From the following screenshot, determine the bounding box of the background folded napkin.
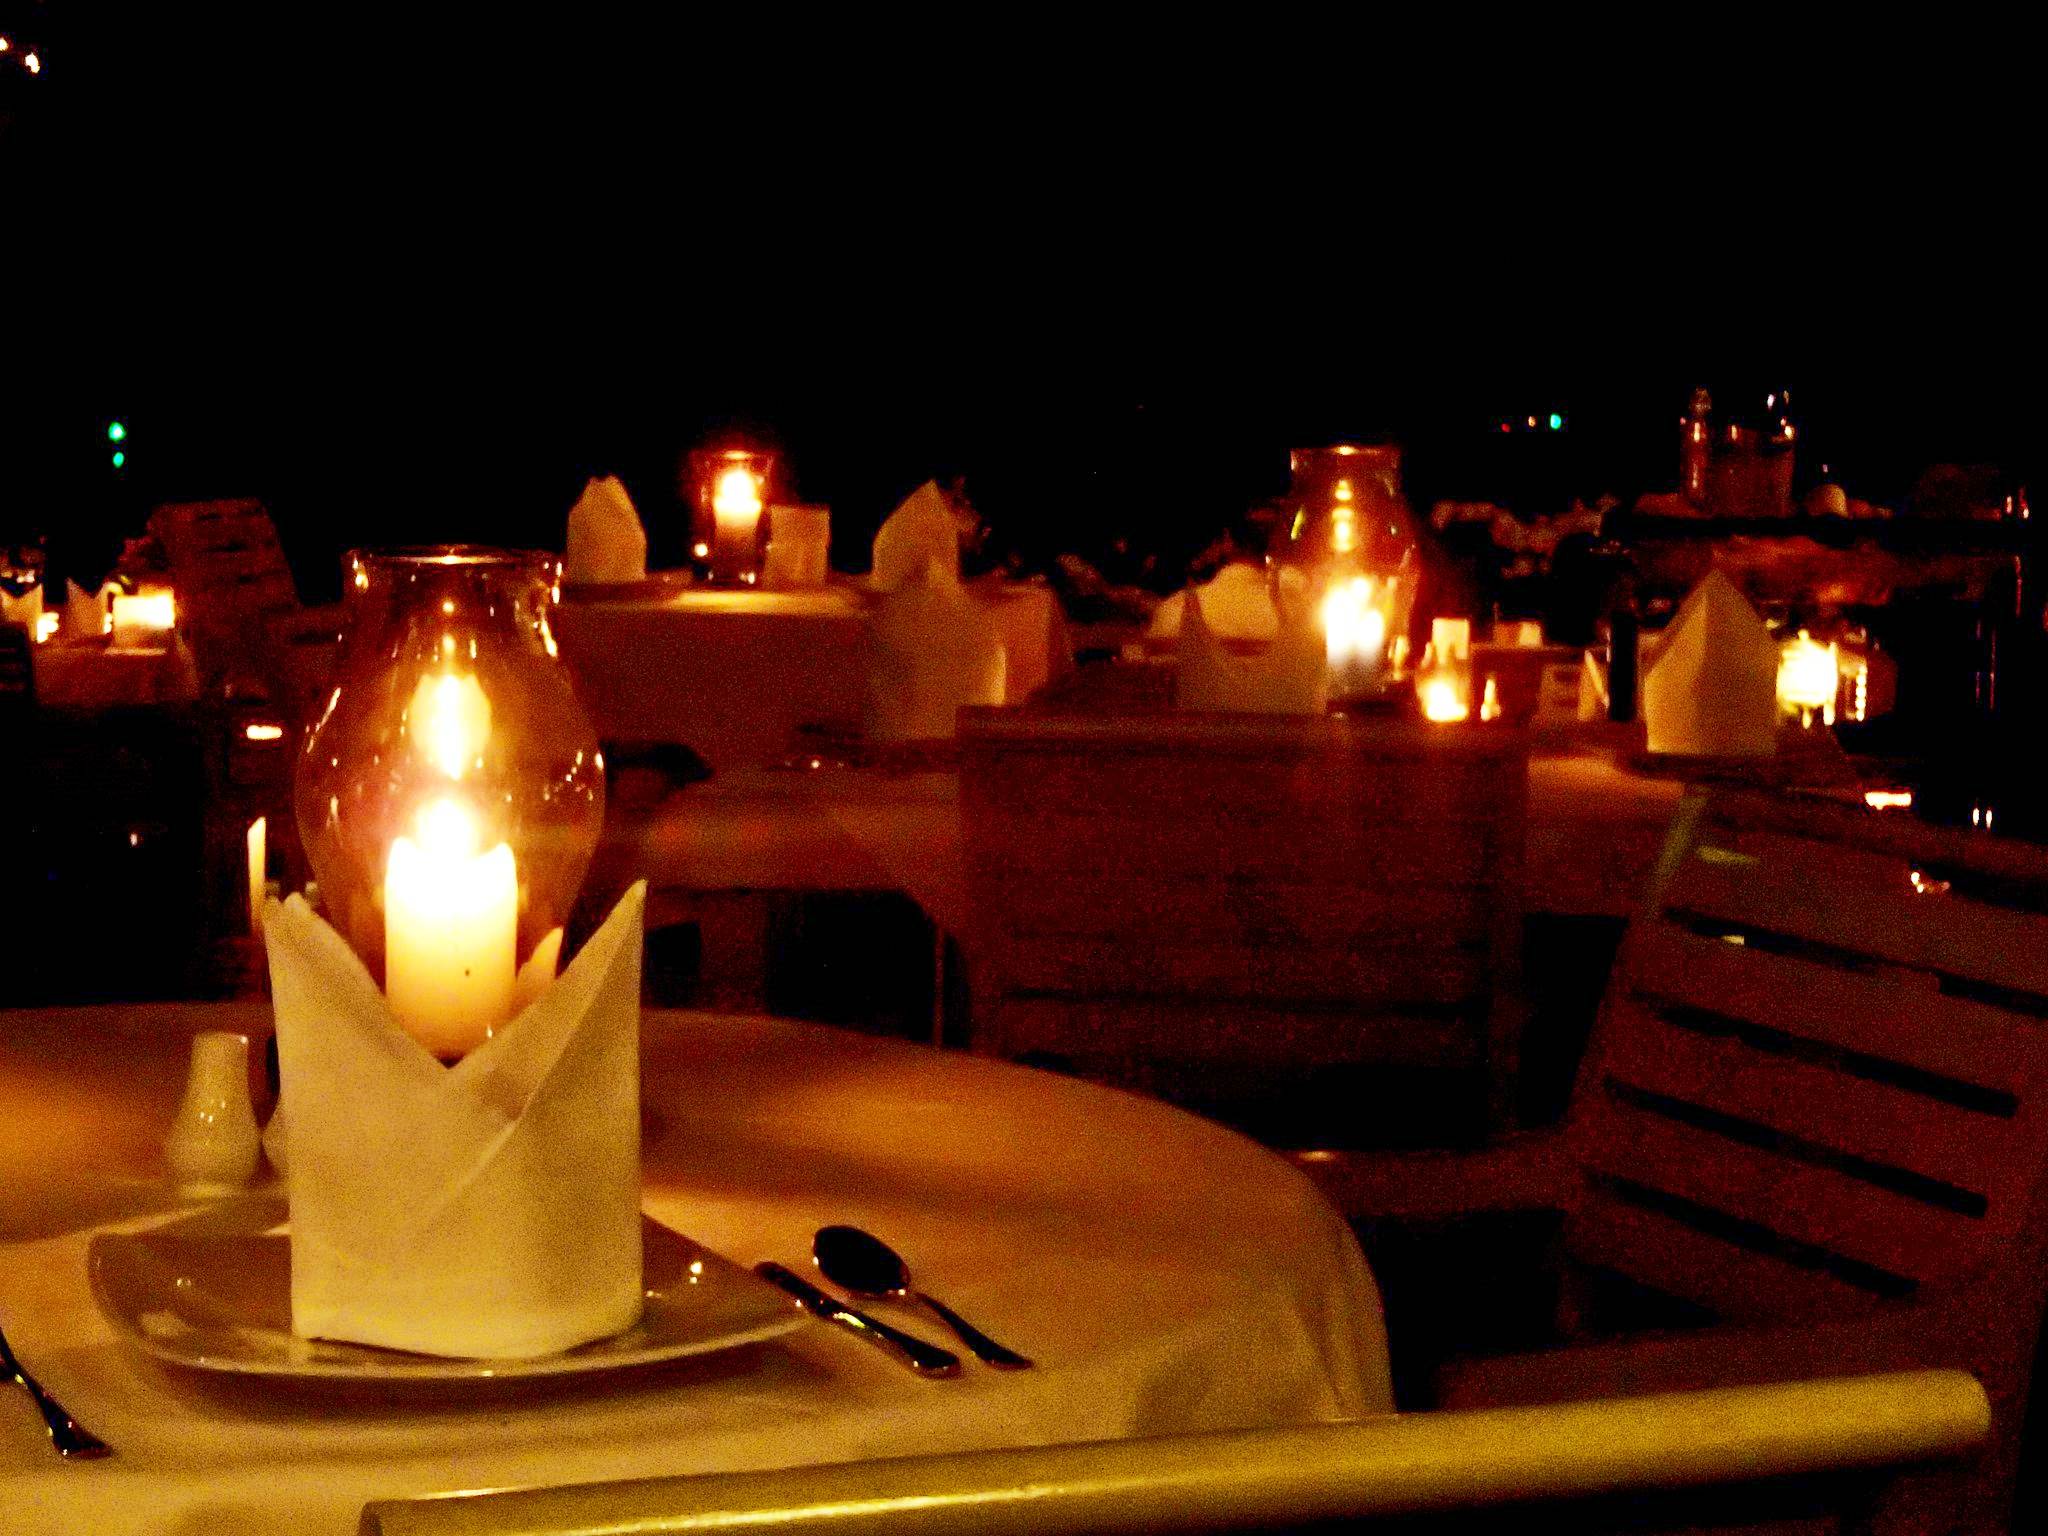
[0,581,41,632]
[1174,582,1327,715]
[871,481,960,591]
[864,558,1006,740]
[265,881,647,1359]
[64,579,107,639]
[1641,570,1779,757]
[565,475,648,584]
[1146,562,1278,642]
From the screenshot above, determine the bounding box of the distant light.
[0,36,11,52]
[35,611,60,643]
[107,421,127,443]
[111,450,126,468]
[1499,421,1512,434]
[1525,415,1537,429]
[25,50,41,74]
[1548,412,1563,431]
[1864,789,1914,811]
[691,541,710,560]
[244,722,286,742]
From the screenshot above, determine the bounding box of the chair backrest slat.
[1567,789,2048,1323]
[1625,924,2036,1103]
[1567,1183,1900,1322]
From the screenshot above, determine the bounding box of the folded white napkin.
[264,881,647,1359]
[1641,570,1779,757]
[565,475,648,584]
[1146,563,1277,642]
[1174,582,1328,715]
[0,581,41,632]
[864,558,1006,740]
[65,580,107,639]
[871,481,960,591]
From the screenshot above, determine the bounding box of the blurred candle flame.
[411,672,492,780]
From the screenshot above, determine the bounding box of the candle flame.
[1777,630,1839,723]
[1321,577,1386,666]
[1419,676,1470,723]
[1479,674,1502,721]
[713,466,764,521]
[411,671,492,779]
[416,796,482,860]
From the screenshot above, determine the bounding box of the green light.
[107,421,127,443]
[1548,413,1563,431]
[111,450,126,468]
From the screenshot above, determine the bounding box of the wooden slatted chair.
[960,710,1531,1138]
[1296,786,2048,1534]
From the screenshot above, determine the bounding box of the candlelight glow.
[1480,674,1502,722]
[1865,789,1915,811]
[243,722,285,741]
[1322,577,1386,669]
[1778,631,1839,724]
[713,466,764,523]
[110,590,175,644]
[34,611,59,643]
[1419,675,1470,723]
[410,672,493,780]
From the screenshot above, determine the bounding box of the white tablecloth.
[556,578,1069,769]
[0,1004,1390,1535]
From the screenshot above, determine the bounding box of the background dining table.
[603,727,1692,951]
[555,577,1071,772]
[0,1002,1390,1535]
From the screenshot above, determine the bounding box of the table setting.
[0,536,1390,1535]
[553,476,1070,772]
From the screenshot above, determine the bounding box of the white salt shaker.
[164,1031,261,1195]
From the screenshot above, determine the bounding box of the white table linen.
[1,1004,1390,1535]
[555,578,1068,769]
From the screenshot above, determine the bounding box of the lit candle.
[1419,673,1472,723]
[111,588,176,647]
[711,465,766,583]
[1322,576,1388,698]
[1777,630,1839,727]
[1417,619,1474,723]
[384,797,518,1058]
[1479,674,1502,721]
[247,817,267,935]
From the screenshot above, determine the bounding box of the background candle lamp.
[110,587,176,647]
[1777,630,1841,727]
[689,448,777,585]
[1274,445,1420,702]
[1417,617,1474,724]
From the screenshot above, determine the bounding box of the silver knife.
[754,1262,961,1378]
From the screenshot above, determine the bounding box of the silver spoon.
[813,1226,1032,1370]
[0,1321,110,1459]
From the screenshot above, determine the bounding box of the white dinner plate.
[88,1208,802,1381]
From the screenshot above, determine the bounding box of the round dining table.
[0,1003,1391,1535]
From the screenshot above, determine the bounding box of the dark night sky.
[6,13,2040,592]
